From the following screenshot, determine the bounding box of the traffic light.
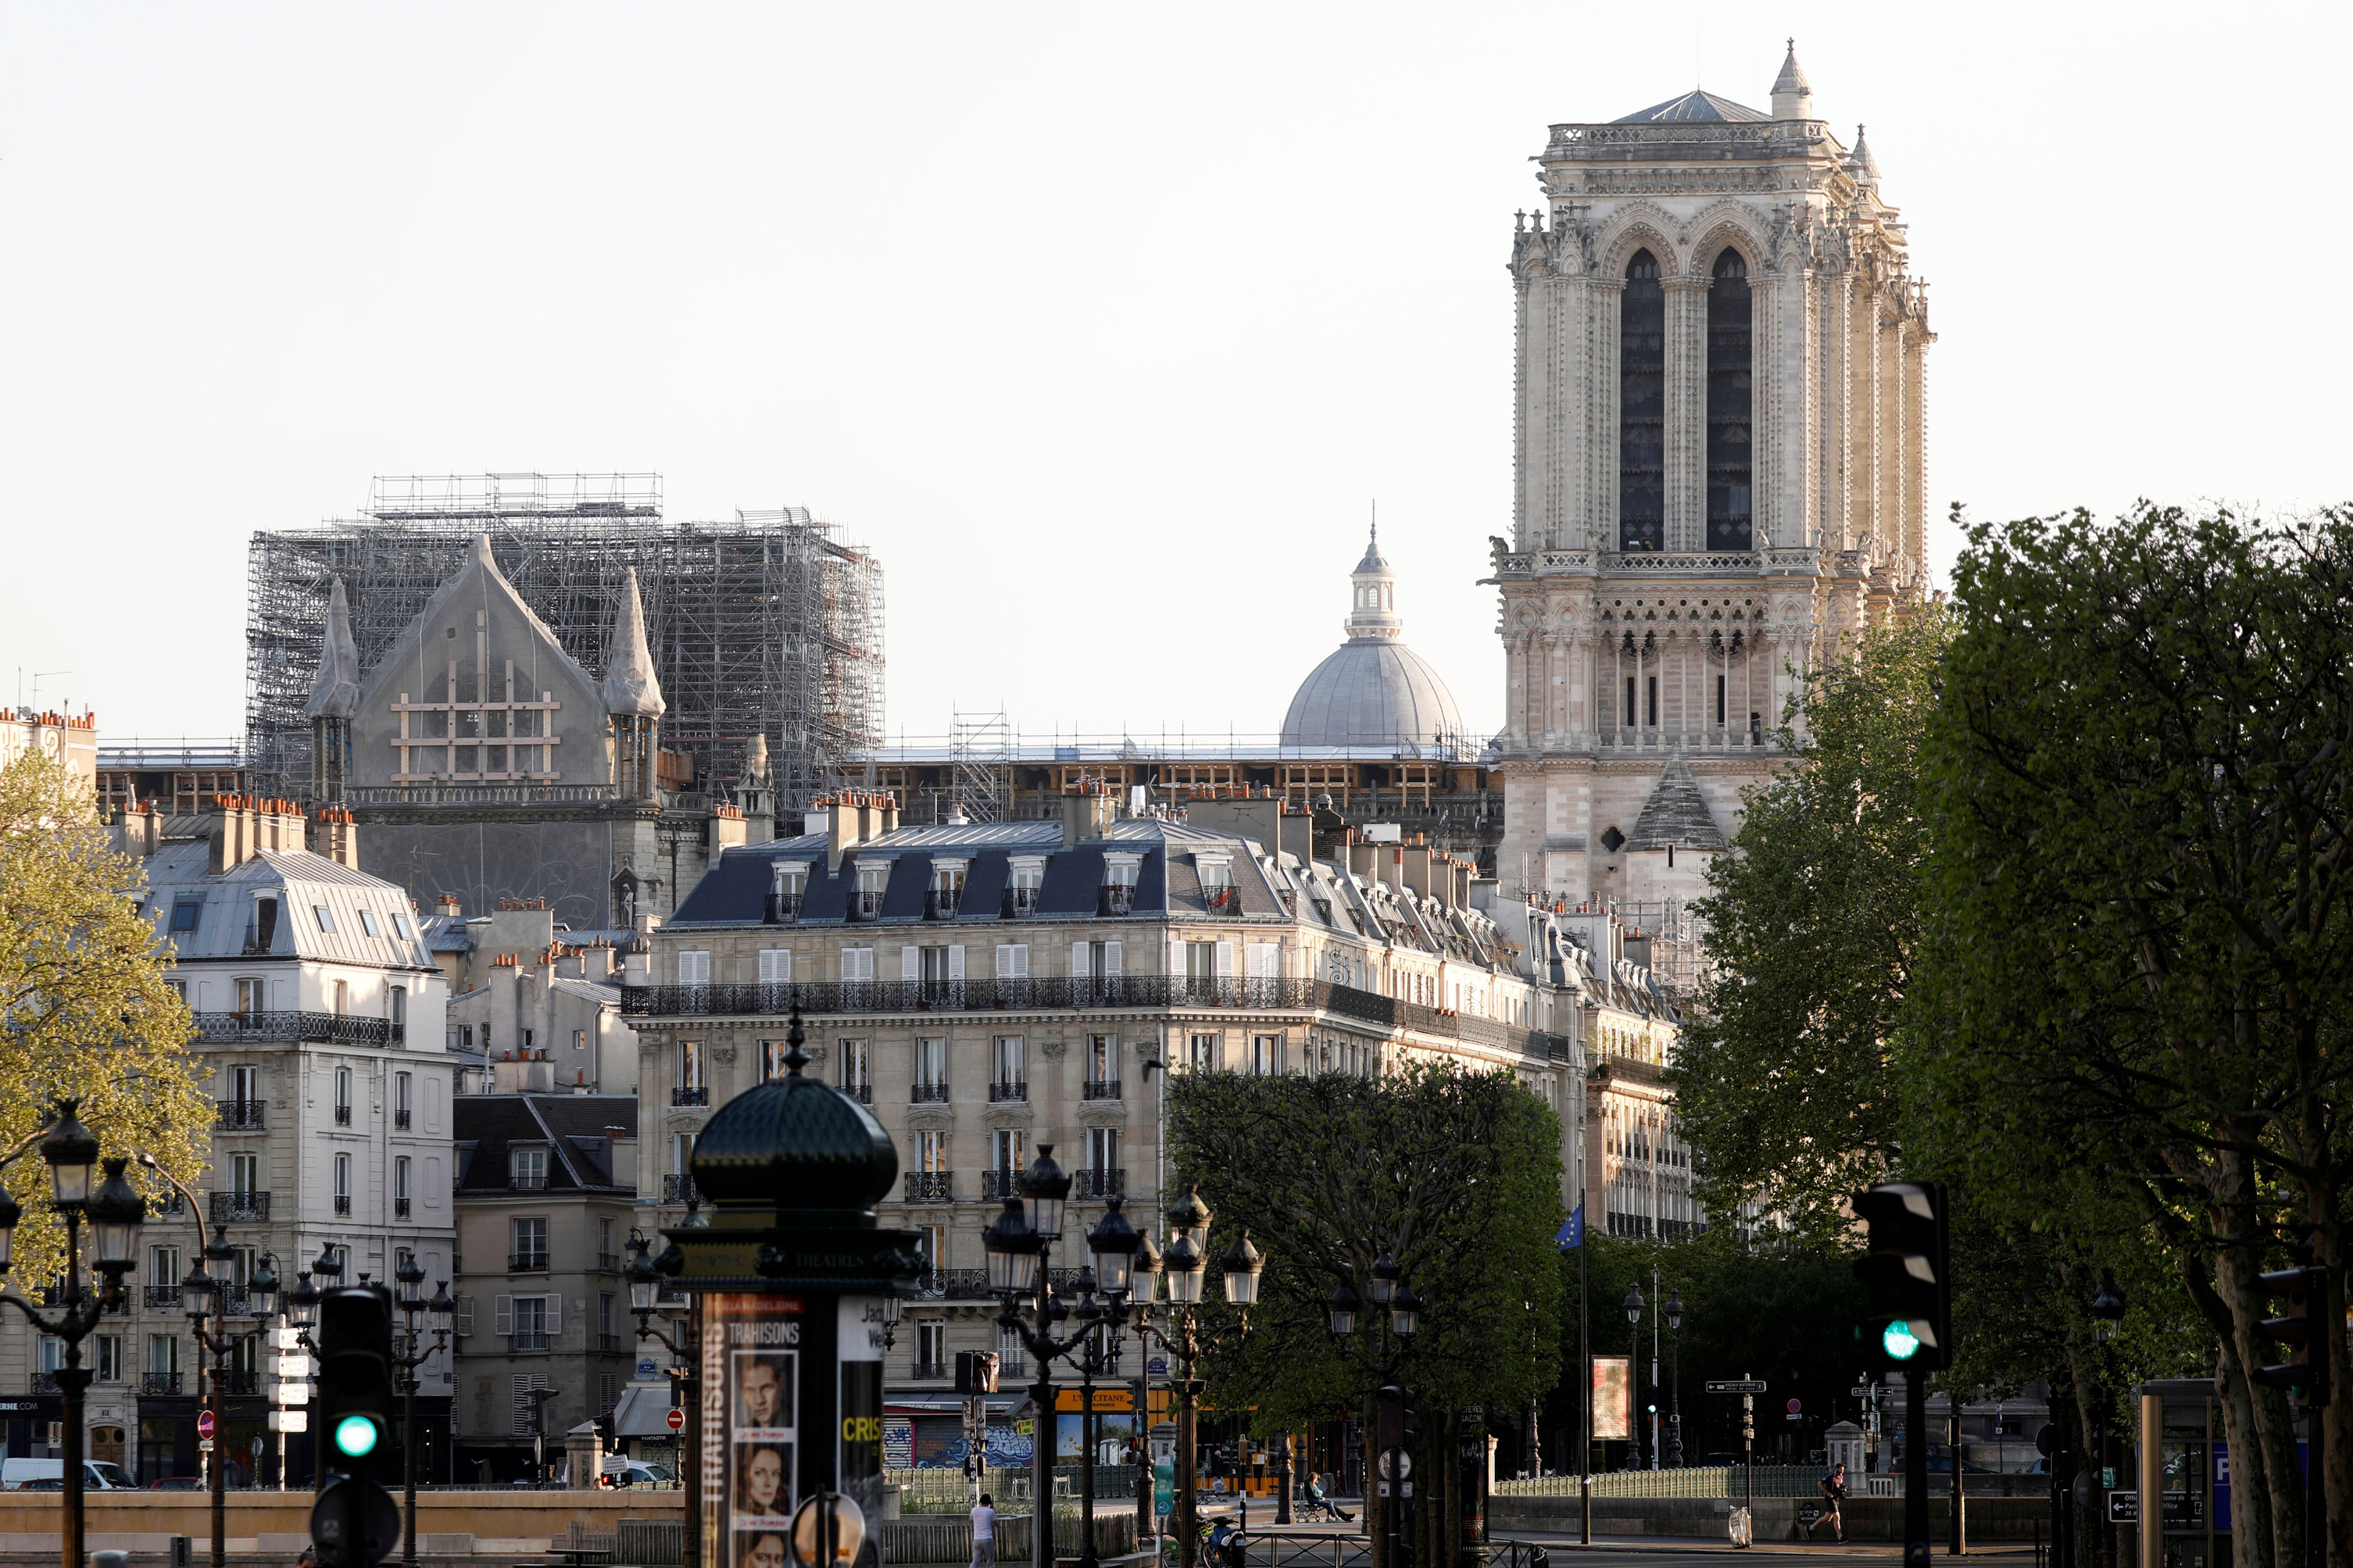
[311,1287,399,1568]
[2253,1265,2332,1407]
[1853,1180,1951,1372]
[954,1351,999,1395]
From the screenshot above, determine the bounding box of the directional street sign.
[1707,1380,1768,1394]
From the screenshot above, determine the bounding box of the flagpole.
[1578,1206,1590,1545]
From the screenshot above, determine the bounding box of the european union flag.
[1556,1205,1585,1250]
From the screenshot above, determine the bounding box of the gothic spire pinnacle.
[304,576,361,720]
[1771,39,1813,119]
[601,566,667,718]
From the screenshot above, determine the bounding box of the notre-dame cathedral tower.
[1490,43,1931,908]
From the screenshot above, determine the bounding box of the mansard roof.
[1614,89,1768,125]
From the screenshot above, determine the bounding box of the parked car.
[148,1477,204,1491]
[0,1459,137,1491]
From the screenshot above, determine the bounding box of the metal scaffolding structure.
[245,474,884,806]
[949,709,1012,824]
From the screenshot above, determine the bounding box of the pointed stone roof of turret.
[1772,40,1811,101]
[1626,757,1726,852]
[303,576,362,720]
[1355,522,1391,575]
[601,566,667,718]
[1847,124,1880,185]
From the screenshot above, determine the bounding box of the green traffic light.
[333,1414,381,1458]
[1882,1320,1922,1361]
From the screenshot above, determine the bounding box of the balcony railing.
[842,1084,873,1105]
[510,1172,548,1191]
[144,1285,183,1309]
[1082,1079,1121,1100]
[190,1012,405,1048]
[661,1174,699,1205]
[32,1373,58,1394]
[334,1105,352,1126]
[210,1191,270,1223]
[394,1109,412,1130]
[981,1170,1019,1202]
[1100,885,1136,916]
[852,889,885,920]
[333,1195,352,1216]
[598,1333,623,1353]
[1072,1168,1125,1199]
[911,1360,950,1380]
[623,977,1575,1062]
[216,1370,259,1395]
[513,1330,550,1352]
[1003,886,1042,918]
[510,1254,550,1273]
[141,1372,182,1395]
[394,1198,411,1219]
[903,1172,953,1202]
[598,1252,624,1273]
[218,1286,253,1317]
[910,1082,950,1103]
[672,1087,710,1107]
[763,891,803,923]
[913,1268,992,1299]
[924,890,960,920]
[214,1099,266,1130]
[988,1080,1027,1103]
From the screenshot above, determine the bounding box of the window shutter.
[1070,941,1089,977]
[545,1295,561,1335]
[494,1295,513,1338]
[948,946,965,980]
[1103,941,1122,977]
[456,1296,476,1337]
[1214,941,1236,977]
[902,947,920,982]
[1248,942,1279,979]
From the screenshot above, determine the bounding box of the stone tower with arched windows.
[1490,44,1930,906]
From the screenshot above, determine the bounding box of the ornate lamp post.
[626,1233,697,1568]
[0,1104,145,1568]
[1622,1284,1643,1470]
[1326,1254,1422,1568]
[388,1255,454,1568]
[1664,1291,1684,1467]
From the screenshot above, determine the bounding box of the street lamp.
[2089,1272,2126,1344]
[626,1229,699,1537]
[1623,1284,1643,1470]
[169,1193,246,1568]
[1325,1253,1425,1568]
[0,1105,148,1568]
[388,1255,455,1564]
[1664,1292,1685,1467]
[1328,1284,1358,1338]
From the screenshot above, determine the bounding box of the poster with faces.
[704,1294,803,1568]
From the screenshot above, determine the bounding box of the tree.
[0,752,209,1280]
[1670,605,1952,1240]
[1912,504,2353,1568]
[1168,1062,1563,1568]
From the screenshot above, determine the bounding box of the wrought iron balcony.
[333,1195,351,1216]
[217,1370,261,1395]
[924,889,960,920]
[672,1087,709,1107]
[394,1198,411,1219]
[510,1254,550,1273]
[32,1373,58,1393]
[763,891,802,924]
[394,1109,411,1130]
[334,1105,352,1127]
[141,1372,182,1395]
[842,1084,873,1105]
[911,1360,950,1380]
[988,1079,1026,1102]
[218,1286,253,1317]
[189,1011,406,1048]
[661,1174,699,1205]
[598,1252,624,1273]
[1100,885,1136,916]
[144,1285,183,1309]
[914,1269,992,1299]
[1071,1168,1125,1199]
[214,1099,266,1130]
[903,1172,953,1202]
[852,889,885,920]
[1003,886,1042,918]
[510,1171,548,1191]
[210,1191,270,1223]
[513,1330,550,1352]
[598,1334,623,1353]
[981,1170,1019,1202]
[1082,1079,1121,1101]
[910,1083,950,1103]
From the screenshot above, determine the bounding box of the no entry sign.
[667,1407,685,1432]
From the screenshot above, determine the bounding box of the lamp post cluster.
[625,1230,699,1568]
[981,1158,1264,1568]
[0,1103,145,1568]
[1325,1253,1424,1568]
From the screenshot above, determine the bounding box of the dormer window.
[1197,855,1234,911]
[241,895,279,957]
[1007,858,1045,917]
[169,899,203,936]
[853,862,888,920]
[929,860,968,920]
[1101,854,1141,916]
[769,863,806,923]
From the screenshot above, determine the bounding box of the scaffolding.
[949,709,1012,823]
[244,474,884,806]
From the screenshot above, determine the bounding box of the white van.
[0,1458,138,1491]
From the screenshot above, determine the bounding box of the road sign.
[1148,1358,1168,1377]
[1708,1380,1767,1393]
[197,1411,215,1438]
[1786,1399,1802,1414]
[2109,1492,2138,1523]
[198,1439,214,1453]
[667,1407,685,1432]
[1377,1448,1412,1480]
[1851,1386,1872,1398]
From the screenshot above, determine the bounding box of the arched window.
[1618,249,1665,552]
[1707,248,1753,551]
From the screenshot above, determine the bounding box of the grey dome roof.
[1281,639,1466,749]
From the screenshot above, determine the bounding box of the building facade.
[622,791,1604,1399]
[449,1093,640,1481]
[1491,45,1931,905]
[0,800,460,1482]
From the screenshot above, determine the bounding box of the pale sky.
[4,2,2346,749]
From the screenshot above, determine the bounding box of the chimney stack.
[1060,782,1115,848]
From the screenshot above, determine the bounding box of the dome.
[688,1027,898,1217]
[1282,640,1466,748]
[1280,525,1468,749]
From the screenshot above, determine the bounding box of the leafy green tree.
[1168,1062,1563,1568]
[0,752,209,1280]
[1669,606,1952,1240]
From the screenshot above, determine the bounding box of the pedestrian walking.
[969,1491,997,1568]
[1808,1463,1848,1543]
